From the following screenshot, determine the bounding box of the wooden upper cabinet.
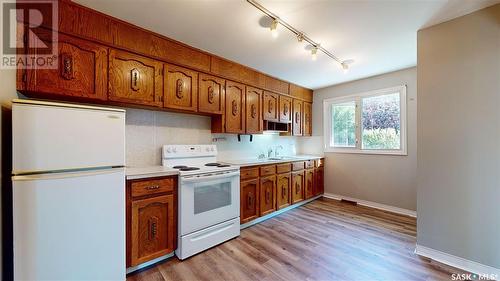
[130,194,174,266]
[225,81,246,134]
[198,74,225,114]
[25,31,107,100]
[276,173,292,210]
[260,175,277,216]
[245,86,263,134]
[241,179,259,224]
[303,102,312,136]
[279,95,292,123]
[263,91,279,122]
[292,99,303,136]
[291,171,305,204]
[164,64,198,112]
[108,49,163,107]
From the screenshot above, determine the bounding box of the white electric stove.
[162,145,240,260]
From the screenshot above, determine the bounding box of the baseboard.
[415,244,500,276]
[240,195,323,229]
[126,252,175,274]
[323,193,417,217]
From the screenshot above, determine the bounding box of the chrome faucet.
[267,147,273,158]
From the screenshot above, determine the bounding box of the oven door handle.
[181,171,240,183]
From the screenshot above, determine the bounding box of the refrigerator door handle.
[12,167,125,181]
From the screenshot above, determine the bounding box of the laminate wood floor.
[127,197,465,281]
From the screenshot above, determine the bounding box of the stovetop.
[162,145,239,176]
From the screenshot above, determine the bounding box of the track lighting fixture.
[311,46,318,61]
[247,0,353,73]
[270,19,279,38]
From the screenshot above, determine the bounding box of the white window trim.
[323,85,407,156]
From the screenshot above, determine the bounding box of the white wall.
[300,67,417,211]
[125,108,298,167]
[417,4,500,269]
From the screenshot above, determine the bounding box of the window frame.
[323,85,407,155]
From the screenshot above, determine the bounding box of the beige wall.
[417,4,500,268]
[301,67,417,211]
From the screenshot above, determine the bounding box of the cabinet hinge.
[23,33,28,45]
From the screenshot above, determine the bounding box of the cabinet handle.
[295,112,300,124]
[266,189,270,203]
[60,53,74,80]
[145,185,160,190]
[247,192,252,209]
[232,100,238,116]
[282,186,286,198]
[305,113,309,124]
[149,217,158,240]
[268,100,273,113]
[130,68,140,91]
[176,79,184,99]
[208,86,215,104]
[283,103,289,116]
[251,104,257,119]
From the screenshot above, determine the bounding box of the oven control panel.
[163,144,217,158]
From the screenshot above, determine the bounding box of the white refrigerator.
[12,99,126,280]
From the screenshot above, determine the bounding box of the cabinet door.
[276,173,291,209]
[263,91,279,122]
[164,64,198,112]
[26,31,107,100]
[292,99,303,136]
[303,102,312,136]
[225,81,246,134]
[291,171,304,204]
[305,169,315,199]
[130,195,174,266]
[109,49,163,107]
[241,179,259,224]
[259,175,276,216]
[314,167,325,196]
[246,86,263,134]
[279,95,292,123]
[199,74,225,114]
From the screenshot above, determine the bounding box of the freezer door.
[13,101,125,174]
[13,168,125,281]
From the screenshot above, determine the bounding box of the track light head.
[311,45,319,61]
[270,18,279,38]
[341,59,354,73]
[297,33,304,43]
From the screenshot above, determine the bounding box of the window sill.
[324,148,407,156]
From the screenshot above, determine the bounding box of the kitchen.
[1,0,499,280]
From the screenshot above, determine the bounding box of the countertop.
[125,166,179,180]
[220,154,324,167]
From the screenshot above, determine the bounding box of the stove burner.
[217,164,231,167]
[173,165,188,169]
[179,167,200,171]
[204,163,221,166]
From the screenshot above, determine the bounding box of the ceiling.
[74,0,499,90]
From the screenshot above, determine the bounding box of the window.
[323,85,407,155]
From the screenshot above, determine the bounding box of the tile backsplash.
[125,108,299,167]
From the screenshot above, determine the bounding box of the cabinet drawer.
[276,163,291,174]
[292,161,305,171]
[305,160,314,169]
[131,177,175,198]
[240,167,259,180]
[260,165,276,176]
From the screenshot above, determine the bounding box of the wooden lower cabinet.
[305,169,315,199]
[314,166,325,195]
[240,179,260,224]
[127,176,177,267]
[276,173,292,209]
[291,171,305,204]
[259,175,276,216]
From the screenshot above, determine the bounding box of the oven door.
[179,170,240,236]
